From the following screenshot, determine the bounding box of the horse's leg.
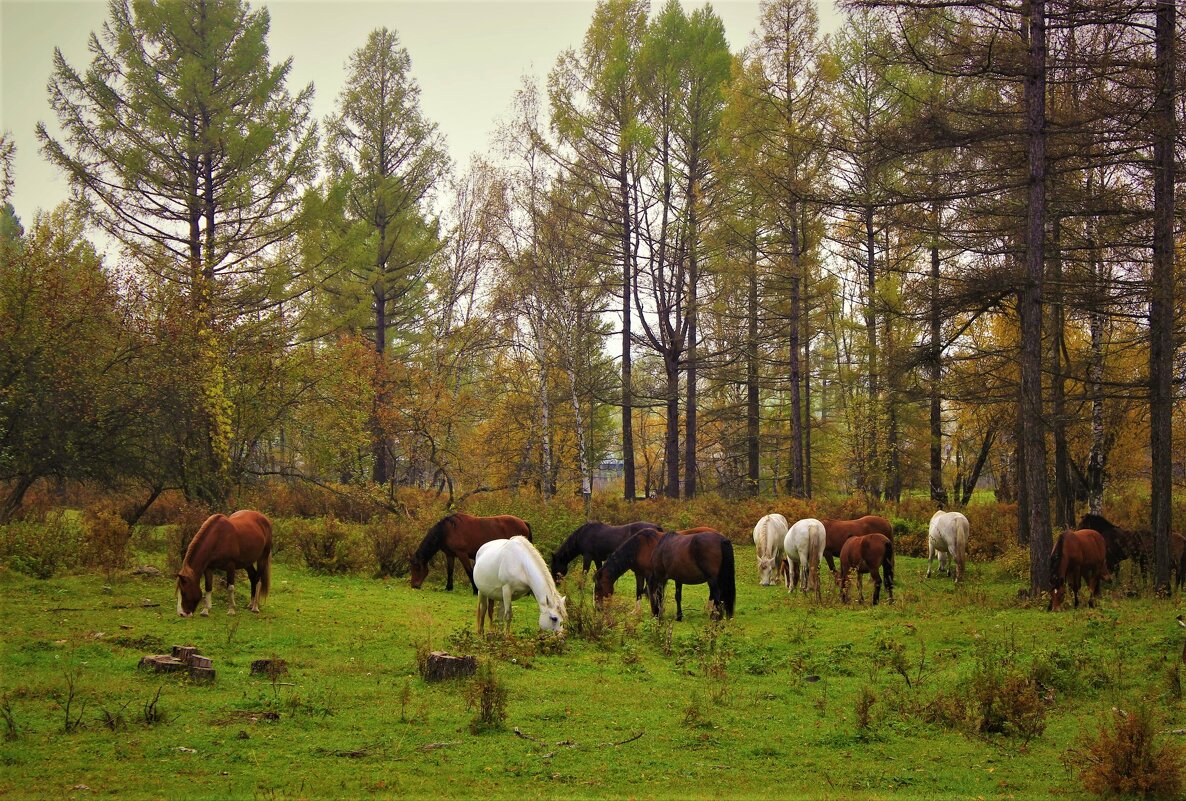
[225,569,237,615]
[926,539,935,578]
[825,552,836,573]
[857,571,865,604]
[458,554,478,595]
[583,556,593,573]
[502,585,514,633]
[445,553,455,591]
[245,565,260,613]
[1071,568,1082,608]
[477,595,486,634]
[674,582,684,622]
[872,568,881,606]
[781,557,791,590]
[201,570,213,616]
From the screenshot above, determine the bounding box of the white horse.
[473,536,567,634]
[783,518,826,599]
[926,510,970,582]
[752,513,789,586]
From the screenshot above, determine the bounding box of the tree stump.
[421,652,477,682]
[188,666,216,683]
[139,655,187,673]
[250,659,287,677]
[172,645,198,662]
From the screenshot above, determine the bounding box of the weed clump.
[466,663,508,734]
[1065,706,1184,799]
[1,511,83,578]
[82,500,132,575]
[167,502,212,572]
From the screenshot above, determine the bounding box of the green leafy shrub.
[292,515,360,574]
[365,515,414,577]
[466,662,508,733]
[81,500,131,574]
[1,511,83,578]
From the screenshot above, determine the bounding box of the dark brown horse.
[647,530,736,621]
[176,510,272,617]
[1049,528,1109,611]
[410,513,532,593]
[835,533,894,605]
[1078,513,1186,589]
[550,520,662,601]
[822,516,893,572]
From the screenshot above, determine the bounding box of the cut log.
[188,655,212,669]
[172,645,198,661]
[139,655,186,673]
[188,666,216,683]
[421,652,476,682]
[251,659,288,677]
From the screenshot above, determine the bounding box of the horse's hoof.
[250,607,260,614]
[199,610,209,617]
[227,609,236,616]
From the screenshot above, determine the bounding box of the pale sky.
[1,0,841,224]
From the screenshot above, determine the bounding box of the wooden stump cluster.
[138,645,215,683]
[421,651,477,682]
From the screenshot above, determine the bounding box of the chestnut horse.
[822,516,893,572]
[410,513,532,593]
[1048,528,1109,611]
[647,530,736,621]
[176,510,272,617]
[550,520,662,601]
[835,533,894,605]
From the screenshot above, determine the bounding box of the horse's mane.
[512,536,563,607]
[181,514,224,570]
[1049,530,1066,586]
[551,523,594,572]
[600,528,660,584]
[414,515,453,565]
[1078,513,1116,535]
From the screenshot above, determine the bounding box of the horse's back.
[223,510,271,558]
[754,514,788,555]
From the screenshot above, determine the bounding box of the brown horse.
[822,516,893,572]
[176,510,272,617]
[835,533,894,605]
[594,527,666,603]
[550,520,662,601]
[410,513,532,593]
[647,530,736,621]
[1078,513,1186,589]
[1049,528,1109,611]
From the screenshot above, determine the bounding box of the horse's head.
[538,596,567,633]
[176,569,202,617]
[593,568,613,604]
[550,553,568,581]
[409,558,428,589]
[757,556,778,586]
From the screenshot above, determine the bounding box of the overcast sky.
[1,0,840,224]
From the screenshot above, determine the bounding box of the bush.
[293,515,360,574]
[1066,705,1185,799]
[365,515,415,578]
[81,500,132,574]
[0,511,83,578]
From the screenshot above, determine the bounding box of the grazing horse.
[176,510,272,617]
[550,520,661,600]
[410,513,531,593]
[1079,513,1186,590]
[783,518,826,599]
[822,516,893,572]
[836,533,894,605]
[1048,528,1109,611]
[926,510,970,582]
[594,527,666,604]
[752,513,789,586]
[648,530,736,621]
[474,537,566,634]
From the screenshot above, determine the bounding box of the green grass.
[1,541,1184,800]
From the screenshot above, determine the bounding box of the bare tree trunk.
[1021,0,1053,594]
[619,153,636,502]
[567,366,591,517]
[372,280,388,487]
[863,204,880,500]
[1050,215,1074,528]
[787,216,805,497]
[1086,218,1106,514]
[1150,0,1176,592]
[665,355,680,499]
[746,226,760,497]
[929,213,947,505]
[684,181,699,500]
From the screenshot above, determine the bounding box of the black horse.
[1078,513,1186,589]
[551,521,661,600]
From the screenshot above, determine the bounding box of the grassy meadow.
[1,513,1185,800]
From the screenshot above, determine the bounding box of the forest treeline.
[0,0,1181,589]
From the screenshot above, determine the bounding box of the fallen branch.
[420,742,459,751]
[513,727,644,749]
[606,731,644,747]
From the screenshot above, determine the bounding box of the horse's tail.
[882,537,895,592]
[806,525,824,588]
[524,520,534,542]
[259,530,272,604]
[719,539,736,618]
[955,515,970,573]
